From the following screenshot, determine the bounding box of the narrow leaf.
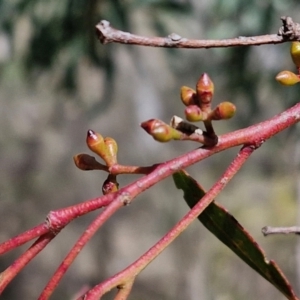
[173,170,298,300]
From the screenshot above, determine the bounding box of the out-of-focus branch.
[95,16,300,49]
[262,226,300,236]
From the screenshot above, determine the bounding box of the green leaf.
[173,170,298,300]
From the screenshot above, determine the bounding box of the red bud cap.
[276,70,300,86]
[185,105,204,122]
[180,86,196,106]
[196,73,214,105]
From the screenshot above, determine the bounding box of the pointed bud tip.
[197,73,214,91]
[87,129,98,140]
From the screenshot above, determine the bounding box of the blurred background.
[1,0,300,299]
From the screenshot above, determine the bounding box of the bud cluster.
[142,73,236,146]
[74,130,119,195]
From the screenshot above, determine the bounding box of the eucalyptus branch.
[79,145,255,300]
[1,101,300,257]
[262,226,300,236]
[95,16,300,49]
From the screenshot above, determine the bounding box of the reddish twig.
[0,223,49,255]
[74,153,157,174]
[0,232,56,293]
[38,199,124,300]
[95,17,300,49]
[79,145,255,299]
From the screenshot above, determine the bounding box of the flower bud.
[86,130,112,166]
[275,70,300,86]
[185,105,204,122]
[196,73,214,106]
[102,174,119,195]
[141,119,181,142]
[104,137,118,166]
[210,102,236,120]
[73,153,106,171]
[180,86,196,106]
[290,42,300,68]
[151,125,174,142]
[141,119,164,133]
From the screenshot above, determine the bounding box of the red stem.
[79,145,255,299]
[0,223,48,255]
[0,232,55,293]
[38,198,123,300]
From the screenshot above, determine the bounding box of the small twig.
[262,226,300,236]
[95,17,300,49]
[0,223,49,255]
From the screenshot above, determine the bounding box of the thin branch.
[262,226,300,236]
[95,17,300,49]
[0,232,55,293]
[79,145,255,300]
[0,223,49,255]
